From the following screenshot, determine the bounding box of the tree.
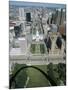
[57,63,66,85]
[11,64,27,88]
[47,63,60,85]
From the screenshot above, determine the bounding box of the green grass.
[10,64,65,88]
[30,44,46,54]
[11,64,50,88]
[26,65,50,87]
[40,44,45,54]
[30,44,35,53]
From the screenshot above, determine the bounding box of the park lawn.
[26,65,50,88]
[11,64,50,88]
[11,64,65,88]
[30,44,46,54]
[35,65,48,74]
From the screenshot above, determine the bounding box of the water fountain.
[36,30,40,41]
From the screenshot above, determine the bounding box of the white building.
[18,37,27,54]
[19,8,25,21]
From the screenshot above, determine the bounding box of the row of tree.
[47,63,66,85]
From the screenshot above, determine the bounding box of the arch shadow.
[9,65,57,88]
